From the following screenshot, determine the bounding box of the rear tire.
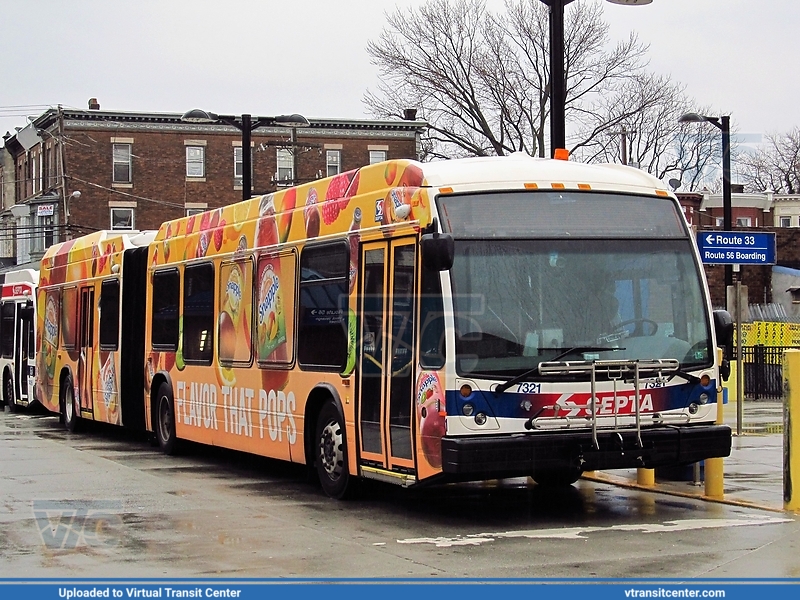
[62,377,80,432]
[532,468,582,487]
[315,400,353,499]
[155,382,177,455]
[4,374,16,413]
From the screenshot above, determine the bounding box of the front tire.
[315,400,353,499]
[4,374,16,413]
[62,377,80,432]
[155,382,177,455]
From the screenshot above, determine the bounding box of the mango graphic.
[276,188,296,243]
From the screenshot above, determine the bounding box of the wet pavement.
[589,398,788,512]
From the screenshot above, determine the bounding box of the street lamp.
[679,112,733,289]
[540,0,652,158]
[180,109,310,201]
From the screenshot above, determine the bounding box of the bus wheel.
[155,382,177,455]
[532,468,582,487]
[62,378,80,432]
[315,401,352,499]
[4,375,16,413]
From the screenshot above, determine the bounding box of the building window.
[277,149,294,184]
[186,208,205,217]
[39,214,54,249]
[326,150,341,177]
[113,144,132,183]
[186,146,205,178]
[715,217,724,227]
[111,208,134,230]
[369,150,387,165]
[233,147,253,186]
[780,216,792,228]
[736,216,751,227]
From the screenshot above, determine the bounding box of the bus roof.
[42,230,157,268]
[417,153,670,196]
[2,268,39,286]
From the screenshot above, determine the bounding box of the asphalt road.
[1,407,798,580]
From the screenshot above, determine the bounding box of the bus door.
[357,238,416,474]
[77,287,95,414]
[16,303,34,402]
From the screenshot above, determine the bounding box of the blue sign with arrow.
[696,231,776,265]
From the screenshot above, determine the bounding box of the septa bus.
[0,268,39,412]
[36,153,732,498]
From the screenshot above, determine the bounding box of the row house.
[0,101,426,269]
[677,187,800,230]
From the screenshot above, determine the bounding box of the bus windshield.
[441,193,711,379]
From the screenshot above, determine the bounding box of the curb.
[581,472,787,513]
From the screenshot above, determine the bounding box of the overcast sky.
[1,0,797,147]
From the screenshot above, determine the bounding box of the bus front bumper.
[440,424,732,479]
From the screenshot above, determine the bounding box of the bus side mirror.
[421,233,454,271]
[713,309,733,350]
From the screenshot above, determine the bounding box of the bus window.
[0,303,14,359]
[218,258,254,365]
[183,263,215,364]
[419,265,445,369]
[61,287,77,349]
[151,269,179,350]
[99,279,120,350]
[298,243,348,370]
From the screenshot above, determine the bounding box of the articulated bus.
[35,153,732,497]
[1,268,39,412]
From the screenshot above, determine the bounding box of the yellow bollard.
[637,468,654,486]
[783,350,800,511]
[704,347,726,498]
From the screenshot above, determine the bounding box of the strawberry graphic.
[187,215,196,234]
[200,211,211,231]
[213,220,225,251]
[322,200,341,225]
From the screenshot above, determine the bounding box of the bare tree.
[365,0,722,190]
[365,0,649,159]
[738,128,800,194]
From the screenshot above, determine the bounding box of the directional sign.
[696,231,776,265]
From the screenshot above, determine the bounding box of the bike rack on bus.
[536,359,681,450]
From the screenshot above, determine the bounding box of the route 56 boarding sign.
[696,231,776,265]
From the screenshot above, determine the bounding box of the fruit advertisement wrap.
[416,371,446,473]
[94,350,120,425]
[218,260,253,364]
[255,257,287,363]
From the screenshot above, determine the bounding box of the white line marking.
[397,516,791,547]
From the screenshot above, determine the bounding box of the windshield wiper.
[493,346,623,395]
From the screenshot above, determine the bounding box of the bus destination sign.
[696,231,776,265]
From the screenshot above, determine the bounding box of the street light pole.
[679,112,733,290]
[540,0,653,158]
[181,109,310,202]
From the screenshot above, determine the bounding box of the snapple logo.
[258,267,280,325]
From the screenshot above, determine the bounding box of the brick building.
[0,102,426,269]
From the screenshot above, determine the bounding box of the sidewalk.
[585,399,787,512]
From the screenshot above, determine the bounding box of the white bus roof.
[418,153,671,196]
[2,268,39,286]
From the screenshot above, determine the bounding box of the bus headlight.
[474,413,487,426]
[698,393,709,405]
[462,403,474,417]
[688,403,699,414]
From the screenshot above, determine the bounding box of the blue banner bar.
[2,581,800,600]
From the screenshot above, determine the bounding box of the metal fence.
[740,345,798,400]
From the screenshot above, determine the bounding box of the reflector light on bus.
[524,183,538,190]
[552,183,566,189]
[439,187,454,194]
[578,183,591,190]
[656,190,669,197]
[554,148,570,160]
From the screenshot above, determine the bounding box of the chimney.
[403,108,417,121]
[88,98,100,110]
